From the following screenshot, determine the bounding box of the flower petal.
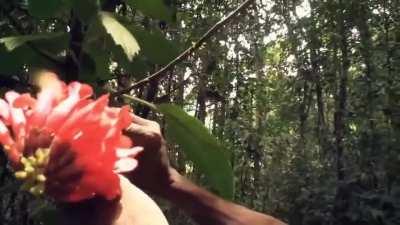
[0,120,19,164]
[0,120,14,146]
[13,93,36,109]
[116,146,143,158]
[45,82,93,133]
[0,99,11,124]
[29,72,66,128]
[5,91,26,154]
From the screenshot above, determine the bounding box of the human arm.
[125,115,286,225]
[160,168,285,225]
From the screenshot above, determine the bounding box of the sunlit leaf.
[99,12,140,61]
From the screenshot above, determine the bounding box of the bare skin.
[59,176,169,225]
[124,114,287,225]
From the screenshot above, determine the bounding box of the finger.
[125,124,150,141]
[131,114,152,126]
[126,123,146,133]
[125,126,161,150]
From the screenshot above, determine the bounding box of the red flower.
[0,72,140,202]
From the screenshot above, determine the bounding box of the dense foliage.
[0,0,399,225]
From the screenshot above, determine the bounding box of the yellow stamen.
[21,157,30,167]
[29,183,45,196]
[15,171,28,179]
[25,166,34,174]
[36,174,46,182]
[14,148,50,197]
[35,148,44,158]
[36,148,50,166]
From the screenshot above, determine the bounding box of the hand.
[123,114,172,195]
[122,115,287,225]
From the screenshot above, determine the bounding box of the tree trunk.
[333,0,350,223]
[309,0,327,158]
[65,15,83,82]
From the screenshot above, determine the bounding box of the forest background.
[0,0,399,225]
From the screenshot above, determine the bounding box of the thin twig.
[112,0,255,97]
[122,94,158,110]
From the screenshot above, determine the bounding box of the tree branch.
[111,0,255,97]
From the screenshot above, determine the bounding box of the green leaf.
[0,46,31,73]
[83,36,112,81]
[28,0,65,18]
[98,12,140,61]
[0,45,57,74]
[0,32,66,52]
[126,0,173,22]
[115,52,151,78]
[71,0,99,22]
[0,33,68,73]
[79,52,98,82]
[158,104,234,199]
[129,27,180,65]
[31,33,70,54]
[128,56,151,77]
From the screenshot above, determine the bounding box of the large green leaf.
[113,50,152,78]
[84,19,114,80]
[158,104,234,199]
[84,49,111,81]
[0,33,66,52]
[0,33,68,73]
[84,13,149,80]
[126,0,173,22]
[28,0,65,18]
[79,52,98,82]
[129,26,180,65]
[99,12,140,61]
[0,46,61,74]
[30,33,70,54]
